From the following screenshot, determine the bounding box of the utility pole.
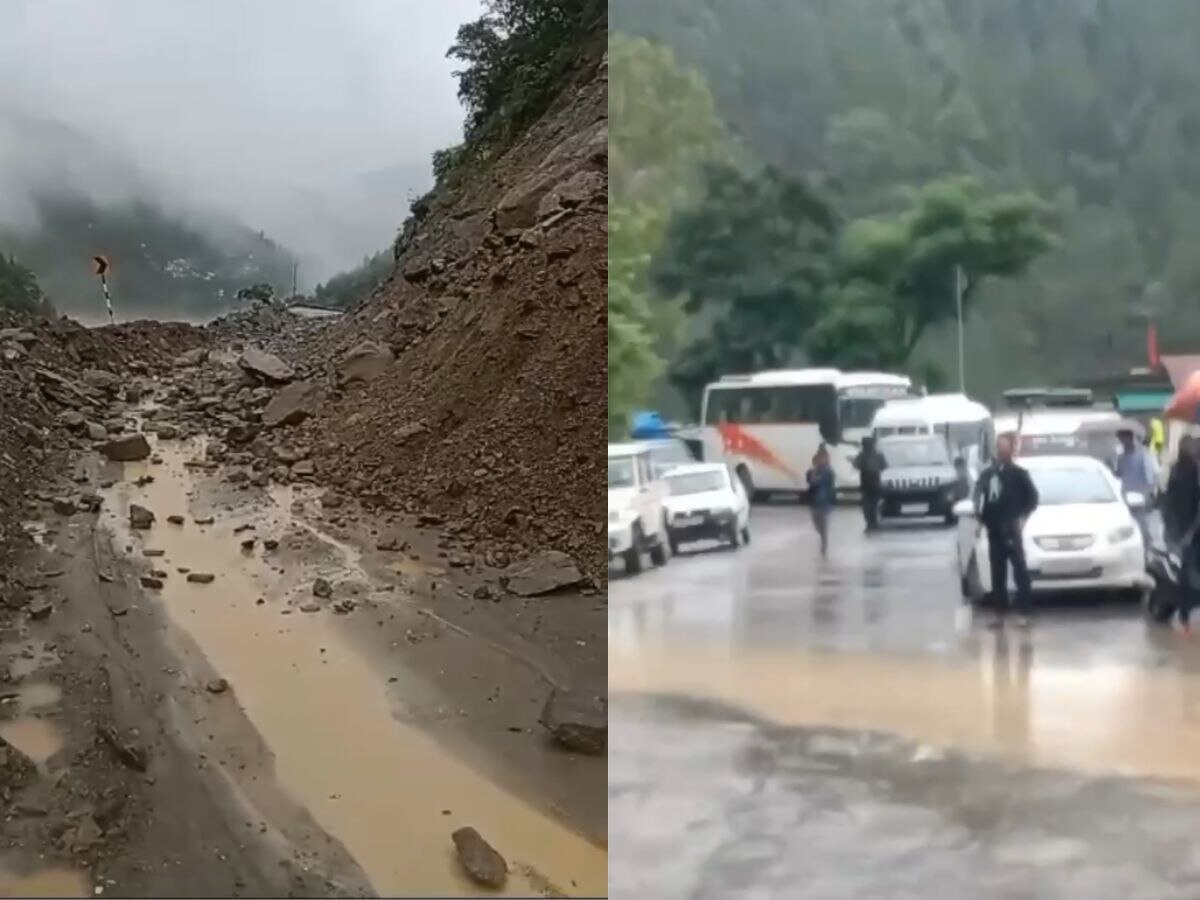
[93,255,113,325]
[955,265,965,393]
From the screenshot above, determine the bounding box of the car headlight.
[1108,524,1136,544]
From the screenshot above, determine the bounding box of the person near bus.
[974,433,1039,628]
[852,436,887,533]
[806,446,836,557]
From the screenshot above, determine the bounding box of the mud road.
[1,382,606,896]
[610,505,1200,899]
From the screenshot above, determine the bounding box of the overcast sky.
[0,0,484,282]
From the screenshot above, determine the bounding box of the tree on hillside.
[652,162,839,403]
[0,254,53,316]
[809,177,1056,368]
[608,34,729,432]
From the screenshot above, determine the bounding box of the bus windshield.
[839,396,887,431]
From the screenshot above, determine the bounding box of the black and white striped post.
[92,255,113,325]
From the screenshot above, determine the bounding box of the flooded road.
[610,506,1200,898]
[98,437,606,897]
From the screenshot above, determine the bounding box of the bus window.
[703,385,838,426]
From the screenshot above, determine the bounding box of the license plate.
[901,503,927,514]
[1040,558,1094,576]
[674,515,703,527]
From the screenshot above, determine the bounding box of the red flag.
[1148,321,1160,368]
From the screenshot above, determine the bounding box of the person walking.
[853,436,887,533]
[806,446,836,557]
[1115,427,1159,543]
[975,433,1039,628]
[1165,436,1200,630]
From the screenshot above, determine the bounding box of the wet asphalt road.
[609,505,1200,899]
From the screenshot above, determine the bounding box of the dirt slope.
[278,41,608,580]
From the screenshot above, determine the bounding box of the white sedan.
[662,463,751,553]
[955,454,1153,603]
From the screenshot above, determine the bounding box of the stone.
[143,549,165,557]
[174,347,209,368]
[312,578,333,599]
[96,724,149,772]
[238,347,294,383]
[139,575,164,590]
[338,340,394,383]
[101,433,152,461]
[263,539,279,551]
[28,599,53,620]
[85,421,108,441]
[205,678,229,694]
[451,826,508,888]
[262,381,318,427]
[539,689,607,755]
[193,515,215,525]
[187,573,215,584]
[291,459,315,477]
[167,515,185,525]
[52,497,76,516]
[129,504,155,529]
[82,368,121,393]
[58,409,86,431]
[299,602,322,613]
[501,551,583,596]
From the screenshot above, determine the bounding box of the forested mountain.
[610,0,1200,422]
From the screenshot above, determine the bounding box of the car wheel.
[624,523,644,575]
[728,523,741,548]
[648,521,670,567]
[741,526,751,545]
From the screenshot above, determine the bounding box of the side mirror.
[1126,491,1147,510]
[953,499,975,519]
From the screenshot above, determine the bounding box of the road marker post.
[92,255,113,324]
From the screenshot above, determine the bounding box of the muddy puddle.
[0,865,89,898]
[99,438,606,897]
[0,716,63,767]
[611,629,1200,785]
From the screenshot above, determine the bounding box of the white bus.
[699,369,914,500]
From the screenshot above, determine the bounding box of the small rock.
[539,689,607,755]
[187,573,215,584]
[101,433,152,462]
[139,576,164,590]
[502,551,583,596]
[263,539,279,551]
[262,381,318,427]
[205,678,229,694]
[337,340,394,383]
[193,515,215,525]
[312,578,333,598]
[129,504,155,529]
[52,497,77,516]
[299,602,322,613]
[173,347,209,368]
[240,539,255,550]
[167,515,185,525]
[97,724,149,772]
[85,422,108,441]
[143,548,165,557]
[28,599,53,620]
[291,459,315,477]
[451,826,508,888]
[238,347,295,383]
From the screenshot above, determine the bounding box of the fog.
[0,0,483,286]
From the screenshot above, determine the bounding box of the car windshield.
[608,457,636,489]
[1029,466,1117,505]
[879,439,949,467]
[647,441,692,477]
[1019,433,1086,456]
[666,470,728,495]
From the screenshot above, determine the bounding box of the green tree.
[810,177,1055,368]
[0,253,52,316]
[652,162,838,405]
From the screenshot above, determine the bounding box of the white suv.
[608,443,670,575]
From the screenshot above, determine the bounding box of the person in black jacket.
[974,433,1040,627]
[1164,436,1199,546]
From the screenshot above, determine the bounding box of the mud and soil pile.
[274,43,608,580]
[0,311,200,566]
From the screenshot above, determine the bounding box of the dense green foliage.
[448,0,606,151]
[611,0,1200,412]
[0,253,53,316]
[313,251,392,310]
[1,192,296,321]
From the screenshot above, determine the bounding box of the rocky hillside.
[263,41,609,578]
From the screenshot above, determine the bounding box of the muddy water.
[0,866,89,897]
[101,439,606,897]
[611,635,1200,784]
[0,717,63,767]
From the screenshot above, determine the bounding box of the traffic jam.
[608,368,1199,623]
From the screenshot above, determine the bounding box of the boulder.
[501,551,584,596]
[173,347,209,368]
[451,827,507,888]
[82,369,121,393]
[238,347,294,384]
[52,498,77,516]
[262,381,318,428]
[539,689,607,755]
[101,433,152,461]
[338,341,394,383]
[85,422,108,441]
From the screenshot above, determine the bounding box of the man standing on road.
[852,436,887,533]
[1165,436,1200,630]
[1115,427,1159,543]
[975,433,1039,628]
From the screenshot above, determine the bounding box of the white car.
[608,443,670,575]
[662,463,751,553]
[955,454,1153,603]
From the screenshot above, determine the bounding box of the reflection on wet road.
[610,506,1200,898]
